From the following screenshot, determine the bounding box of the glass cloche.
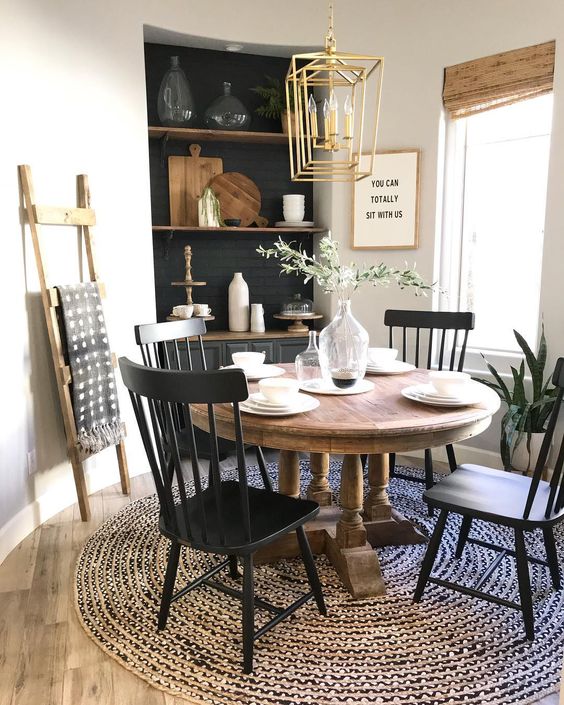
[281,293,313,315]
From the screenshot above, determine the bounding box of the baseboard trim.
[402,443,503,470]
[0,463,145,566]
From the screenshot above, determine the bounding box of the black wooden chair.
[414,357,564,640]
[134,318,272,491]
[119,357,327,673]
[384,310,475,497]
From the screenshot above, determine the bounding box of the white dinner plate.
[414,382,482,402]
[275,220,315,228]
[401,384,485,407]
[247,392,300,411]
[240,394,320,416]
[365,361,415,375]
[299,378,375,395]
[223,364,286,381]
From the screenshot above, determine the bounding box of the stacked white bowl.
[283,194,305,223]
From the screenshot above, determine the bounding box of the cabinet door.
[250,340,275,364]
[189,341,222,371]
[225,342,250,365]
[275,338,308,363]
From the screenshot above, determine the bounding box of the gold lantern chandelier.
[286,3,384,182]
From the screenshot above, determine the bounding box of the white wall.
[1,0,563,561]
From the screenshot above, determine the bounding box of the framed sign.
[352,149,420,249]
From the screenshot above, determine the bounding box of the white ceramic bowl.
[428,370,471,396]
[232,351,265,369]
[258,377,300,405]
[367,347,399,364]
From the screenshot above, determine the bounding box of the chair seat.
[424,464,564,527]
[160,481,319,553]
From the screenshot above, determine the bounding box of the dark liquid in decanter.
[331,369,357,389]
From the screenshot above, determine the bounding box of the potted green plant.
[474,326,558,473]
[251,76,295,134]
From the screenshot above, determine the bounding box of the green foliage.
[250,76,294,120]
[257,234,433,301]
[473,326,558,470]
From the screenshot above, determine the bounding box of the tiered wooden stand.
[167,244,215,322]
[18,165,130,521]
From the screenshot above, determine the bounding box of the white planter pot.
[511,432,546,474]
[228,272,249,332]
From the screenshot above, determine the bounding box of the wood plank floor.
[0,457,560,705]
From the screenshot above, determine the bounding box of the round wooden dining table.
[191,364,500,598]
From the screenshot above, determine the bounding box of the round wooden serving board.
[209,172,263,227]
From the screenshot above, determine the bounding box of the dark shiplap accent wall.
[145,43,315,328]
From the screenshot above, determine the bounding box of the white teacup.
[172,304,194,319]
[428,370,471,396]
[367,347,399,365]
[258,377,300,405]
[283,194,305,222]
[232,351,265,369]
[193,303,211,316]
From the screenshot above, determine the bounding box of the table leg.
[325,454,385,598]
[363,453,427,547]
[307,452,333,506]
[278,450,300,498]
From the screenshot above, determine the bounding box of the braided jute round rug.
[75,463,564,705]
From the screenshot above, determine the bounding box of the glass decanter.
[204,82,251,131]
[295,330,322,383]
[157,56,196,127]
[318,299,368,389]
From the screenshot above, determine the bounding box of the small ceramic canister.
[283,194,305,222]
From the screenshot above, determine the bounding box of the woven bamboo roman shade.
[443,41,555,119]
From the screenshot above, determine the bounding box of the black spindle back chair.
[384,310,475,496]
[134,319,272,490]
[119,357,326,673]
[414,357,564,640]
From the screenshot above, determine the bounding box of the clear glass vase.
[295,330,322,383]
[157,56,196,127]
[318,299,369,389]
[204,82,251,131]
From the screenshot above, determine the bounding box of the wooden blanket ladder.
[19,164,130,521]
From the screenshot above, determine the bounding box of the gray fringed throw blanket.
[57,283,124,453]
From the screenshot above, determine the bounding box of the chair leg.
[542,527,561,590]
[229,555,241,579]
[413,508,448,602]
[255,446,273,491]
[389,452,396,477]
[242,555,255,674]
[424,449,434,516]
[455,517,473,558]
[296,525,327,616]
[445,444,457,473]
[514,528,535,640]
[158,541,181,631]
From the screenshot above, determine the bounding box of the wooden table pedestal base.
[256,450,425,598]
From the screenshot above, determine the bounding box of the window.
[442,93,553,355]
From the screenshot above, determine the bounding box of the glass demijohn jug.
[318,300,368,389]
[295,331,322,383]
[204,82,251,131]
[157,56,196,127]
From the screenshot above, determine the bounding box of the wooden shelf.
[149,126,289,145]
[152,225,325,234]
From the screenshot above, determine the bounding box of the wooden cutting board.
[208,172,267,228]
[168,144,223,226]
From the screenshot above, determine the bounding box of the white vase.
[228,273,249,332]
[511,432,547,475]
[250,303,265,333]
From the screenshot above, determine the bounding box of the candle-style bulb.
[308,94,317,114]
[344,94,353,140]
[322,98,330,146]
[329,90,338,137]
[308,94,318,139]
